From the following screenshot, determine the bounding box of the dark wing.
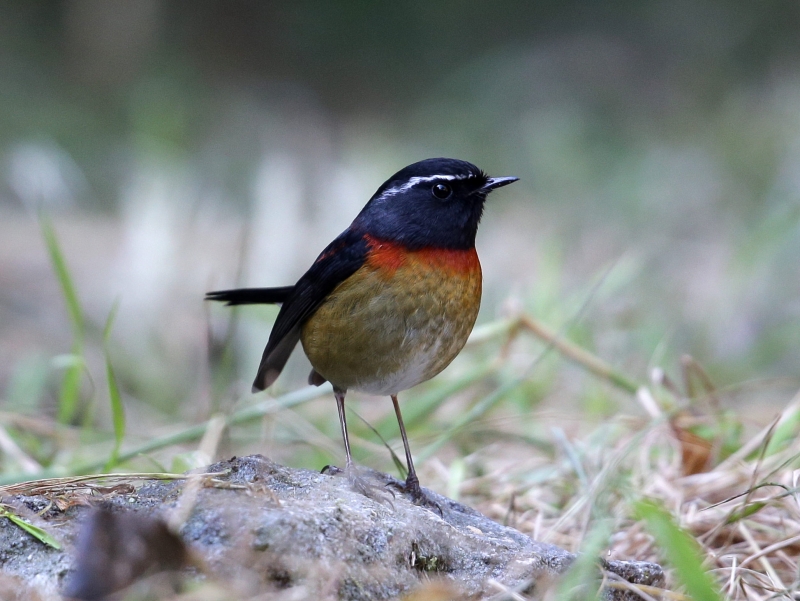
[205,286,295,306]
[252,230,369,392]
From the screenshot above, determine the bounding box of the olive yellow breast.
[300,239,482,395]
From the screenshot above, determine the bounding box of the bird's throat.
[363,234,480,277]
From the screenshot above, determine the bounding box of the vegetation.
[2,3,799,599]
[0,218,798,599]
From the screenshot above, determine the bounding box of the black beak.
[482,176,519,192]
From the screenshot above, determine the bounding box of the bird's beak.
[481,176,519,192]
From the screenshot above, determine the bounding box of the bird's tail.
[204,286,294,306]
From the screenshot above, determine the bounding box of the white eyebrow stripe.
[374,173,476,203]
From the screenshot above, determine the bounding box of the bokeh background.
[1,1,799,477]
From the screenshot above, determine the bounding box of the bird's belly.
[300,249,481,395]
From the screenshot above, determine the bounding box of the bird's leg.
[323,387,392,504]
[391,394,419,495]
[321,387,355,476]
[390,394,442,515]
[334,387,355,472]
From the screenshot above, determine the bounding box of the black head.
[351,158,518,250]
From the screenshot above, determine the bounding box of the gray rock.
[0,455,663,599]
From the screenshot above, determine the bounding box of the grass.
[40,215,86,425]
[462,380,800,600]
[0,219,799,600]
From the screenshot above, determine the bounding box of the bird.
[206,158,518,506]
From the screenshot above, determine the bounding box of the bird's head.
[352,158,518,250]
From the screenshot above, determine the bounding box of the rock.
[0,455,663,599]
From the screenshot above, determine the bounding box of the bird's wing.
[253,230,369,391]
[205,286,296,305]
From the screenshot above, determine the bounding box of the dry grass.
[3,218,799,600]
[115,390,800,601]
[444,376,800,600]
[4,307,800,599]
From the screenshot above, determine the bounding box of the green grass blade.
[353,410,407,478]
[764,406,800,457]
[102,299,119,342]
[0,506,61,549]
[103,358,125,469]
[57,360,83,424]
[102,301,125,472]
[40,215,85,424]
[634,499,722,601]
[40,216,84,336]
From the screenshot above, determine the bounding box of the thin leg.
[327,387,392,505]
[334,387,354,470]
[391,395,442,514]
[391,394,422,499]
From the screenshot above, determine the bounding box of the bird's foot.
[321,464,395,507]
[321,464,342,476]
[388,474,443,517]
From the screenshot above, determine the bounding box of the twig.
[519,315,640,394]
[0,472,200,497]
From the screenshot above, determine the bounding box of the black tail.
[205,286,295,306]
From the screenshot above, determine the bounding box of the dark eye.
[431,183,452,199]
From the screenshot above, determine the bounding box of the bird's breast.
[300,238,482,395]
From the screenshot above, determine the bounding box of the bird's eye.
[431,183,452,200]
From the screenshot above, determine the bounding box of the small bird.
[206,158,517,506]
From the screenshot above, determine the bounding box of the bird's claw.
[388,476,444,517]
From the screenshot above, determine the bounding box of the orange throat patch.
[363,234,480,276]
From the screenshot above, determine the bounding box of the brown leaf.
[670,416,713,475]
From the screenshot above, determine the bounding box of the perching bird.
[206,158,517,506]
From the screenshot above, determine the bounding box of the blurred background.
[1,1,799,478]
